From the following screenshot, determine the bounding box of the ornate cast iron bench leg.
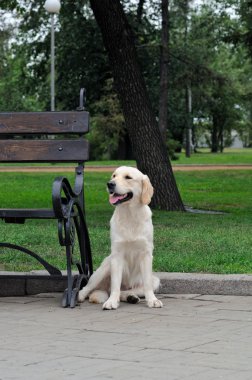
[59,214,92,308]
[53,170,93,308]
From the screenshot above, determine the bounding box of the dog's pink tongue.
[109,194,126,205]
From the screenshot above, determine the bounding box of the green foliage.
[0,1,111,111]
[166,132,181,160]
[182,1,250,151]
[88,79,125,160]
[0,50,45,112]
[1,1,252,153]
[56,2,111,111]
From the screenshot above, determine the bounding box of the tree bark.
[158,0,169,143]
[137,0,145,23]
[185,84,192,157]
[211,115,219,153]
[89,0,184,211]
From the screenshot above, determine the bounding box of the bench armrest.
[52,165,84,219]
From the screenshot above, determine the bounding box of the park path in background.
[0,164,252,173]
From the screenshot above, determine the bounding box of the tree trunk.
[249,109,252,147]
[219,125,224,153]
[183,0,192,158]
[90,0,184,211]
[185,84,192,157]
[137,0,145,23]
[158,0,169,143]
[211,115,219,153]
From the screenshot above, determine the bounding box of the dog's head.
[107,166,154,206]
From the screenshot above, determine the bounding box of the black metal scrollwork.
[0,242,62,276]
[52,164,92,307]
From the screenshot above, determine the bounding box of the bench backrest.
[0,111,89,163]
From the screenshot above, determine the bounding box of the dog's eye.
[125,175,132,180]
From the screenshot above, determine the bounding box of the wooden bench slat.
[0,112,89,135]
[0,139,89,162]
[0,208,55,219]
[0,208,79,219]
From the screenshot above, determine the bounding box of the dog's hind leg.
[78,257,110,303]
[152,275,161,292]
[89,290,109,304]
[120,275,160,304]
[120,289,141,304]
[121,274,163,308]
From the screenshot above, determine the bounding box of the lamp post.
[44,0,61,111]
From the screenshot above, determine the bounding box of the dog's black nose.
[107,181,116,192]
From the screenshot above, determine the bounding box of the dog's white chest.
[110,207,153,245]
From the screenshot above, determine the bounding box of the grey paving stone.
[0,293,252,380]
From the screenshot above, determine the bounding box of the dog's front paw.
[78,289,88,303]
[147,298,163,308]
[103,297,119,310]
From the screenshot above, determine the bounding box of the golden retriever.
[78,166,163,310]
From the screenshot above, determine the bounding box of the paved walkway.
[0,293,252,379]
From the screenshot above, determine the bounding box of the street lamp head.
[44,0,61,14]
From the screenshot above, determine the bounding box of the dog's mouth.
[109,192,133,206]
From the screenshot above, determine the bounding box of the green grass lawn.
[89,147,252,165]
[175,148,252,165]
[1,148,252,167]
[0,169,252,274]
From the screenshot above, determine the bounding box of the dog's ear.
[141,175,154,205]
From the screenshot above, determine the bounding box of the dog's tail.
[89,290,109,304]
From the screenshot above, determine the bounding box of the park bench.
[0,89,93,308]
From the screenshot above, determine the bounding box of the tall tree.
[158,0,169,143]
[182,0,192,157]
[89,0,184,210]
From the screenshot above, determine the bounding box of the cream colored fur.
[78,166,163,310]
